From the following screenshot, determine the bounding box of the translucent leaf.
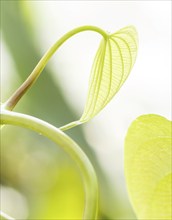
[125,114,172,219]
[80,26,138,122]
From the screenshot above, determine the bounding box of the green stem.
[3,26,107,111]
[0,211,15,220]
[0,109,98,220]
[59,120,82,131]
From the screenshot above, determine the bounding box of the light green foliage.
[29,167,84,219]
[80,26,138,122]
[1,21,138,219]
[125,114,172,219]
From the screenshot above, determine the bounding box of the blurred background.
[0,1,171,219]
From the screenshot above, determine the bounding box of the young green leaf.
[80,26,138,123]
[125,114,172,219]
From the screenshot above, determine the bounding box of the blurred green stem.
[3,26,107,111]
[1,109,98,220]
[0,211,15,220]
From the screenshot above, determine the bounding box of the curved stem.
[4,26,107,111]
[0,109,98,220]
[0,211,14,220]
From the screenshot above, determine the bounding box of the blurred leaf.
[80,26,138,122]
[125,114,172,219]
[28,166,84,220]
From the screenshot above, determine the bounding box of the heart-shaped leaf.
[80,26,138,122]
[125,114,172,219]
